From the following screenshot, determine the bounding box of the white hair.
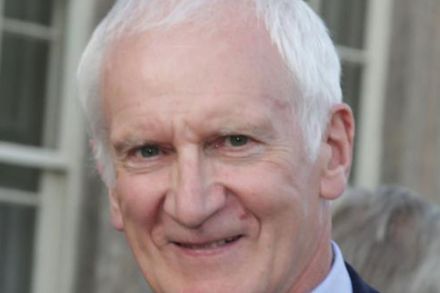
[77,0,342,186]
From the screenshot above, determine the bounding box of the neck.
[289,217,333,293]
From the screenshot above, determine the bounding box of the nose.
[163,147,226,228]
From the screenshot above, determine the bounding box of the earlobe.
[109,189,124,231]
[319,104,355,200]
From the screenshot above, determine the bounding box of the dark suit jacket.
[345,262,380,293]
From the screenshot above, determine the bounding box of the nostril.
[163,188,227,228]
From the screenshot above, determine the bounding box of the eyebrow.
[111,138,143,156]
[218,123,273,138]
[110,118,169,152]
[110,108,279,152]
[111,128,164,153]
[214,113,279,140]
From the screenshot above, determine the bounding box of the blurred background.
[0,0,439,292]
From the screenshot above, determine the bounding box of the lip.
[170,235,244,257]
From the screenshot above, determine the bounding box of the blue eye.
[227,135,248,147]
[138,145,160,158]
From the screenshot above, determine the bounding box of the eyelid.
[209,134,256,150]
[132,144,160,158]
[118,143,174,173]
[131,143,174,156]
[119,143,171,166]
[206,135,265,163]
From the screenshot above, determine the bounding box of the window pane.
[0,203,36,293]
[341,62,363,181]
[4,0,54,26]
[0,32,49,146]
[0,163,40,192]
[342,62,363,117]
[321,0,368,49]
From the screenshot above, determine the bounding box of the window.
[0,1,59,292]
[307,0,393,187]
[0,0,94,292]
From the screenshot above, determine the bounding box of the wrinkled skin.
[100,10,354,293]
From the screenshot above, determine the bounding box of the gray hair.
[77,0,342,185]
[333,186,440,293]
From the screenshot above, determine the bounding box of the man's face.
[102,16,332,293]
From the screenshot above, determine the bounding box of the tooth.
[178,236,241,250]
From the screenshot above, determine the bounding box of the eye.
[136,145,161,158]
[206,134,263,160]
[226,135,249,147]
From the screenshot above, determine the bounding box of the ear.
[109,188,124,231]
[319,104,355,200]
[90,140,124,230]
[89,139,105,179]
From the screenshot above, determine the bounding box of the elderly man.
[78,0,378,292]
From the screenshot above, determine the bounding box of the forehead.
[101,9,297,130]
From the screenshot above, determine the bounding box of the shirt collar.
[311,242,353,293]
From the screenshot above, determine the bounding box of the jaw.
[128,234,268,293]
[286,218,333,293]
[129,222,333,293]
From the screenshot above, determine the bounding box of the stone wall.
[381,0,440,204]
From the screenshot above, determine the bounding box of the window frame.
[308,0,393,188]
[31,0,97,292]
[354,0,394,188]
[0,0,96,293]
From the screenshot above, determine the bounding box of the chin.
[142,266,273,293]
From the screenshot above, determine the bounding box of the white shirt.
[311,242,353,293]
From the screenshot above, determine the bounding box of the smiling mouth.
[174,235,242,250]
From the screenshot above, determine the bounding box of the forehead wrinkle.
[215,113,278,139]
[103,3,298,149]
[104,3,292,99]
[110,97,285,149]
[109,88,297,140]
[110,113,172,146]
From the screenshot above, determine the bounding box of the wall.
[381,0,440,204]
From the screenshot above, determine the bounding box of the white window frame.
[309,0,394,188]
[32,1,98,292]
[0,0,97,293]
[354,0,394,188]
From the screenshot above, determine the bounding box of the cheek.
[217,156,323,249]
[219,160,305,217]
[115,171,167,226]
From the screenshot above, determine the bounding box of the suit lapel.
[345,262,380,293]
